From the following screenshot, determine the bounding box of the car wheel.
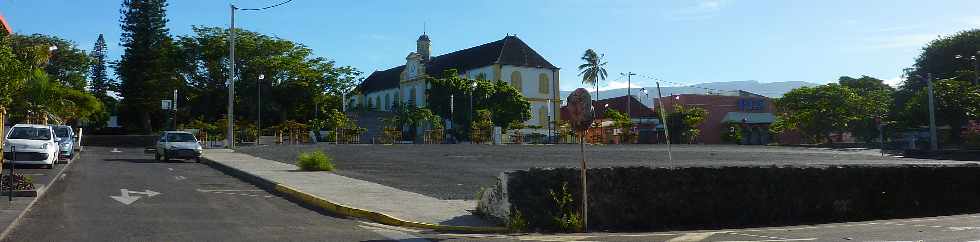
[195,157,201,163]
[45,164,53,169]
[163,154,170,162]
[155,153,160,161]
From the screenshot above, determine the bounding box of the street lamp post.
[925,73,938,151]
[469,82,477,142]
[227,0,292,148]
[257,74,264,145]
[954,52,980,85]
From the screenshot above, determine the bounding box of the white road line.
[727,232,791,240]
[668,232,718,242]
[714,239,817,242]
[167,168,174,171]
[357,225,429,242]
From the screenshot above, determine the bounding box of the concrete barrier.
[81,135,157,147]
[480,164,980,232]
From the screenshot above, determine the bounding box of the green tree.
[665,105,707,144]
[902,78,980,143]
[426,69,530,139]
[577,49,607,101]
[774,84,863,143]
[174,26,360,128]
[116,0,178,133]
[837,75,895,143]
[9,34,93,91]
[896,29,980,135]
[90,34,114,103]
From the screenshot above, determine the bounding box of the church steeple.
[417,33,430,60]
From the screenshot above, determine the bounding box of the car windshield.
[7,127,52,141]
[54,127,71,138]
[166,133,197,142]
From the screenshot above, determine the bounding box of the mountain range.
[559,80,819,107]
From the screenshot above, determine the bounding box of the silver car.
[154,131,203,162]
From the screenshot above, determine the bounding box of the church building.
[352,34,561,134]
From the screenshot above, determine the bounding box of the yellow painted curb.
[274,184,509,233]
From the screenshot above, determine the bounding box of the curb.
[200,155,509,234]
[0,152,78,240]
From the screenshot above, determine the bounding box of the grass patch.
[297,151,336,171]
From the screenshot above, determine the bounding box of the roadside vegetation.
[773,29,980,146]
[297,151,335,171]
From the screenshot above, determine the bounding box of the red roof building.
[0,13,12,35]
[656,91,780,144]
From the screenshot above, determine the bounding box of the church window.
[538,73,550,94]
[510,71,523,91]
[539,106,549,127]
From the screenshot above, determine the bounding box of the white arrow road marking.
[110,189,161,205]
[167,168,174,171]
[175,176,186,181]
[110,148,122,153]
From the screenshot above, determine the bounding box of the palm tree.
[577,49,608,102]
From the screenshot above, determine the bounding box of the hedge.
[504,165,980,232]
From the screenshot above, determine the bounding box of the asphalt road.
[1,147,391,241]
[236,144,974,200]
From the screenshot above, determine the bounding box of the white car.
[3,124,59,169]
[155,131,203,162]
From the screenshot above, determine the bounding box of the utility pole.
[622,72,636,131]
[227,4,237,148]
[656,82,672,162]
[926,73,938,151]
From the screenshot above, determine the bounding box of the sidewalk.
[201,149,502,232]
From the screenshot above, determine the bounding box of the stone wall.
[479,165,980,232]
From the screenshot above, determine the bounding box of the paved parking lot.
[235,144,973,200]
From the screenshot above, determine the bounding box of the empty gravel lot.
[235,144,973,200]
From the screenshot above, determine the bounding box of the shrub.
[549,182,583,232]
[507,210,528,232]
[297,151,335,171]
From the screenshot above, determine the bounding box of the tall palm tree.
[577,49,608,102]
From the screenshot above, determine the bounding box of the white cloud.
[883,76,904,87]
[598,80,646,91]
[867,33,937,49]
[664,0,731,21]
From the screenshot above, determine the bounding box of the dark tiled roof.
[358,35,557,94]
[560,95,657,120]
[357,65,404,93]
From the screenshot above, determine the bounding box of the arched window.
[538,73,550,94]
[385,94,390,110]
[539,106,549,127]
[376,96,381,111]
[510,71,523,91]
[367,97,374,110]
[409,87,417,107]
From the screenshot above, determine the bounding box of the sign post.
[565,88,593,232]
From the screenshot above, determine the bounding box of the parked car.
[51,125,76,159]
[2,124,59,169]
[155,131,203,162]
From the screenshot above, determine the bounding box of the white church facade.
[351,34,561,133]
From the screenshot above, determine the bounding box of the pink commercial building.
[657,91,786,145]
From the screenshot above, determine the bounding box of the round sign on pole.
[566,88,594,132]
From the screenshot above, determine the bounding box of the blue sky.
[2,0,979,91]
